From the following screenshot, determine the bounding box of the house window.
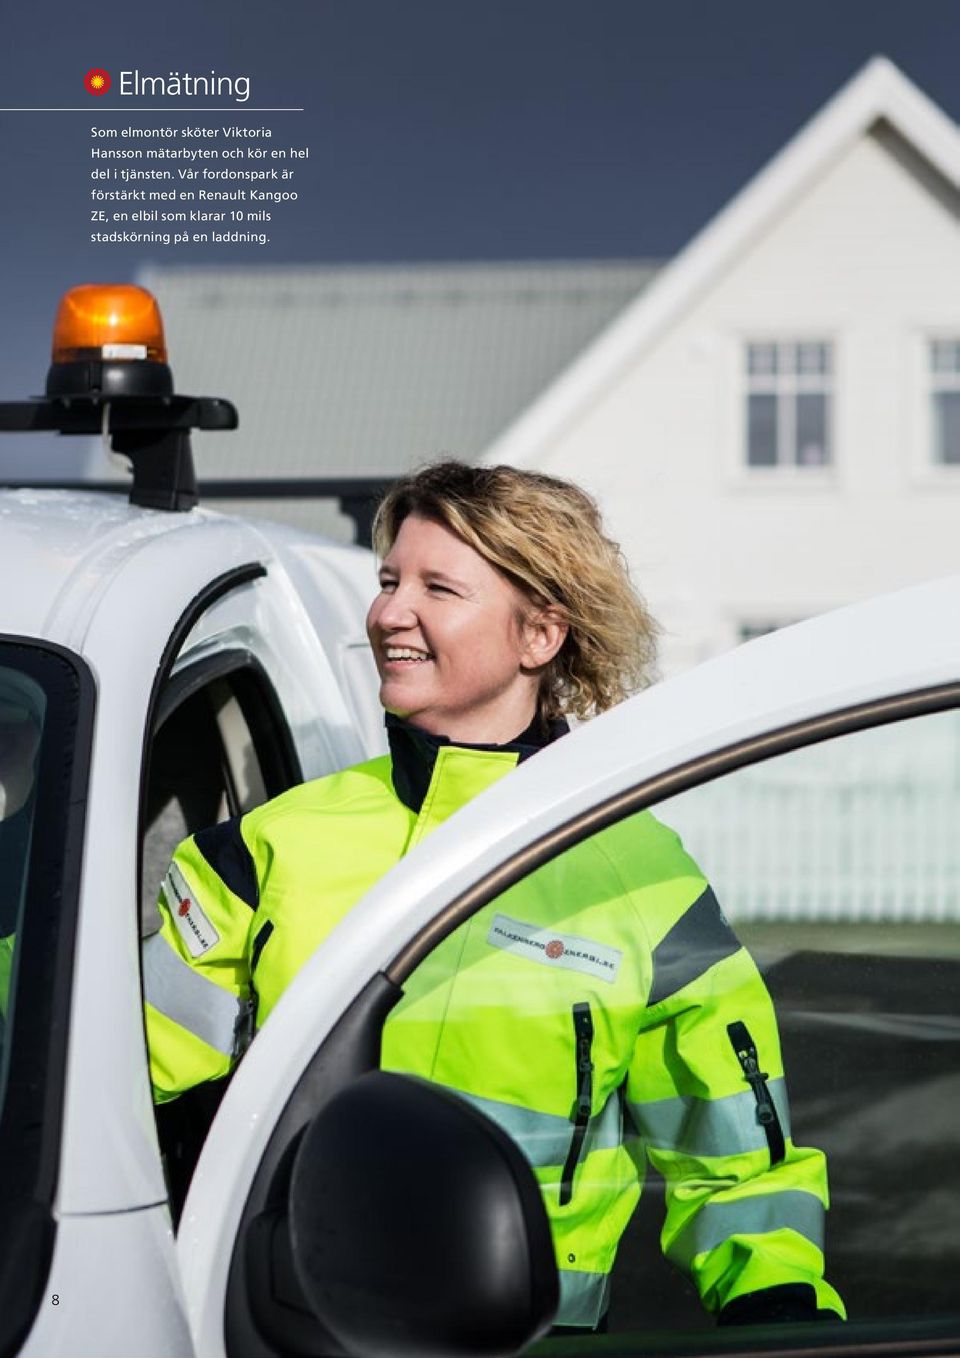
[745,341,832,468]
[930,340,960,466]
[739,620,789,643]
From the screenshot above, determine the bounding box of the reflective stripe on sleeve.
[142,931,243,1056]
[456,1086,623,1168]
[647,886,741,1005]
[629,1079,791,1158]
[667,1189,825,1271]
[193,816,259,910]
[557,1268,610,1328]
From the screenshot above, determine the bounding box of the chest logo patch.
[487,913,621,983]
[163,863,220,958]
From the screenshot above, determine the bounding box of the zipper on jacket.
[727,1020,786,1164]
[233,920,275,1061]
[250,919,274,974]
[559,1002,594,1206]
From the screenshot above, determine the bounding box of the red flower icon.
[84,69,111,96]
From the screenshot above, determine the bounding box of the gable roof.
[134,260,658,480]
[483,57,960,467]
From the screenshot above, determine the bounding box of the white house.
[484,57,960,672]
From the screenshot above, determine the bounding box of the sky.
[1,0,960,466]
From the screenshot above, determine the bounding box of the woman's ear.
[520,609,568,671]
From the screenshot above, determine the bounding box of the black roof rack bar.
[0,396,236,435]
[0,394,238,514]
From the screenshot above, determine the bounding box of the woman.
[144,461,843,1331]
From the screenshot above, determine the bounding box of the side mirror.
[284,1071,558,1358]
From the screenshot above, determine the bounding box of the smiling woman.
[141,460,843,1335]
[370,461,657,726]
[368,512,555,745]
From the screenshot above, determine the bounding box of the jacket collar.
[386,711,569,814]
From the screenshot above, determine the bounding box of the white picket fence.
[655,714,960,923]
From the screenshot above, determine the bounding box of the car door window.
[141,656,300,935]
[376,702,960,1347]
[642,706,960,1333]
[0,643,94,1358]
[143,652,304,1217]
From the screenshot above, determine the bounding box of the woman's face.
[366,513,560,744]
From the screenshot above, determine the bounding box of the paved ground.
[604,927,960,1335]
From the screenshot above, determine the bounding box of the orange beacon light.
[46,284,174,399]
[51,284,168,365]
[0,283,237,511]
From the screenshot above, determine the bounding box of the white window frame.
[737,618,796,645]
[742,338,835,476]
[906,329,960,488]
[928,337,960,469]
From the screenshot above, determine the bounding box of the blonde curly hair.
[372,461,658,720]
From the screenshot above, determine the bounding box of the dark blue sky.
[2,0,959,457]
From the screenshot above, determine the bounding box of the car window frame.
[141,646,303,939]
[154,648,302,798]
[136,563,266,913]
[0,635,95,1357]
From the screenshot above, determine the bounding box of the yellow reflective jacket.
[143,717,844,1328]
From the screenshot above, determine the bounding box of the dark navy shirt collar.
[386,711,569,814]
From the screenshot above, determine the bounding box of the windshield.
[0,639,93,1353]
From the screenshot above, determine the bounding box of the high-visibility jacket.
[143,717,844,1329]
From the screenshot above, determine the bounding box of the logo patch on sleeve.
[487,913,621,983]
[163,863,220,957]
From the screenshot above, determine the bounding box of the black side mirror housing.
[283,1070,559,1358]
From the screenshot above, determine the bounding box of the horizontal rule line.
[0,107,305,113]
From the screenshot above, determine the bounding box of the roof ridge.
[483,55,960,467]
